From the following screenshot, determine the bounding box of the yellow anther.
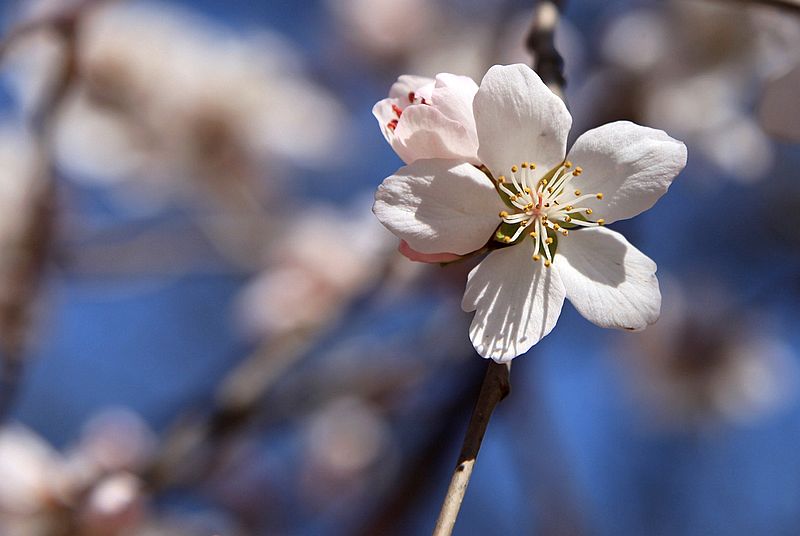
[566,205,573,211]
[529,231,537,238]
[511,165,518,173]
[521,162,528,168]
[532,254,541,262]
[541,215,548,222]
[553,223,560,230]
[596,193,604,200]
[597,219,605,226]
[530,162,536,169]
[510,195,518,201]
[521,220,528,225]
[524,187,532,193]
[564,161,572,168]
[564,215,572,222]
[504,236,512,243]
[585,208,593,214]
[545,237,553,244]
[574,189,582,196]
[573,166,583,176]
[497,175,506,183]
[499,211,509,218]
[547,187,553,193]
[544,259,552,267]
[561,230,569,236]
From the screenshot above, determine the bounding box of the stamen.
[391,104,403,117]
[596,193,604,199]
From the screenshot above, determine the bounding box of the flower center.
[492,161,605,266]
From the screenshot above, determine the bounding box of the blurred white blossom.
[236,198,394,337]
[6,1,349,206]
[620,281,798,429]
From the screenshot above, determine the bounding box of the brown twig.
[432,361,511,536]
[527,0,567,102]
[0,9,84,422]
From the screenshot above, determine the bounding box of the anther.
[564,161,572,168]
[503,236,512,243]
[499,211,509,218]
[524,187,532,193]
[544,259,552,267]
[564,216,572,222]
[573,166,583,176]
[566,205,573,211]
[545,237,553,244]
[561,230,569,236]
[532,254,541,262]
[529,231,537,238]
[597,219,605,225]
[511,165,518,173]
[553,223,560,230]
[521,162,528,168]
[574,189,582,196]
[530,162,536,169]
[596,193,604,200]
[585,208,593,214]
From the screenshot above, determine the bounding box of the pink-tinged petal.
[392,105,478,163]
[555,227,660,331]
[462,240,566,362]
[474,64,571,179]
[566,121,687,224]
[398,240,463,263]
[389,75,434,101]
[373,98,399,145]
[373,159,505,255]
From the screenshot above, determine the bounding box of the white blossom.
[374,64,686,361]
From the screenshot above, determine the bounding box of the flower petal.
[473,64,571,178]
[398,240,463,264]
[566,121,687,223]
[389,75,434,101]
[462,241,566,361]
[555,226,660,331]
[373,159,505,255]
[393,105,478,163]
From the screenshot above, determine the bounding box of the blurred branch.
[356,360,486,536]
[0,9,85,422]
[713,0,800,14]
[432,361,510,536]
[143,254,403,491]
[527,0,567,102]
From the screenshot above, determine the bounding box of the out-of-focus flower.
[305,396,388,480]
[374,64,686,361]
[6,1,348,206]
[620,283,798,429]
[236,199,394,337]
[0,412,156,536]
[0,425,71,516]
[597,2,800,183]
[73,408,156,474]
[760,62,800,142]
[374,73,479,164]
[79,472,145,536]
[325,0,441,63]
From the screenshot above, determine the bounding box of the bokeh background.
[0,0,799,534]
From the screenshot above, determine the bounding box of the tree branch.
[431,361,511,536]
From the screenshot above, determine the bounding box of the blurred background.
[0,0,798,534]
